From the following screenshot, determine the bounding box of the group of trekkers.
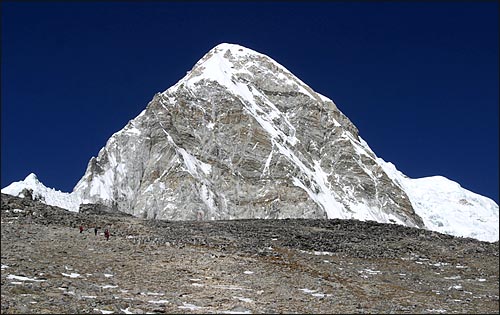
[79,225,110,240]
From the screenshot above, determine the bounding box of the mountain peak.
[168,42,272,92]
[210,42,259,54]
[68,45,499,242]
[24,173,40,184]
[2,173,80,212]
[165,42,328,111]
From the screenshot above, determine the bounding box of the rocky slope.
[2,193,498,314]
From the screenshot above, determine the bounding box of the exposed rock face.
[20,188,33,200]
[79,203,132,217]
[72,43,423,227]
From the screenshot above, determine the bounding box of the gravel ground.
[1,193,498,314]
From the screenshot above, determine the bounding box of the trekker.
[104,228,110,241]
[79,226,84,233]
[94,227,98,236]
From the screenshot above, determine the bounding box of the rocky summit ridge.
[2,43,498,242]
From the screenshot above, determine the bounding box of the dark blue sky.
[2,2,498,203]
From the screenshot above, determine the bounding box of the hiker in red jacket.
[104,228,110,241]
[79,226,84,233]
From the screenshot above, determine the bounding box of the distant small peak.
[24,173,39,183]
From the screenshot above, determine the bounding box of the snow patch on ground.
[7,274,46,282]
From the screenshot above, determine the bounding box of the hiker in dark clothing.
[94,227,98,236]
[79,226,84,233]
[104,229,110,241]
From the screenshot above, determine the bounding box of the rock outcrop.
[79,203,132,217]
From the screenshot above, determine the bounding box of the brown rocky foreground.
[1,193,498,314]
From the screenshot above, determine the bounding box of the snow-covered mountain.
[71,43,423,227]
[376,157,498,242]
[1,173,80,212]
[2,43,498,242]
